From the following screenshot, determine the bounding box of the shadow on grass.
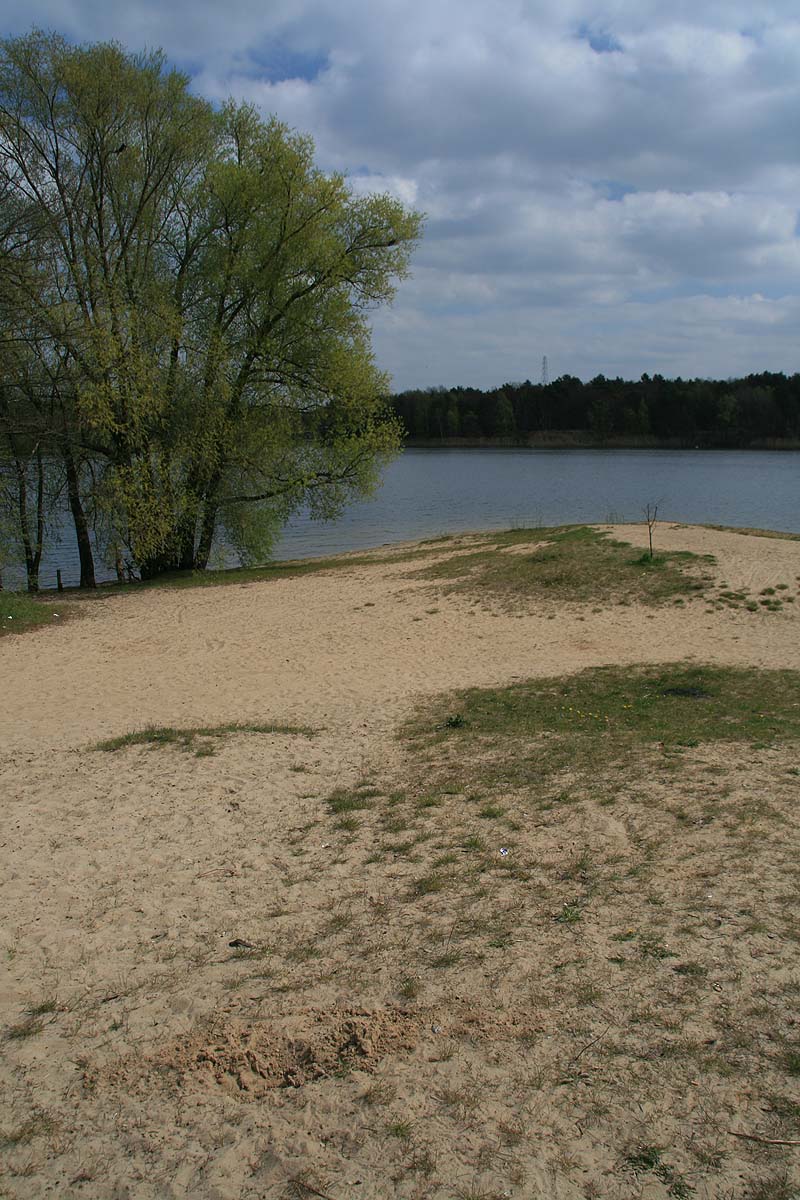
[406,662,800,782]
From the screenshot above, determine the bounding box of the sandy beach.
[2,523,800,1199]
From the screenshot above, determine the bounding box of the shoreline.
[403,434,800,450]
[14,518,800,601]
[3,522,800,755]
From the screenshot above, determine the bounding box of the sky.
[4,0,800,390]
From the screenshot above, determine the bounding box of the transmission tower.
[541,355,549,386]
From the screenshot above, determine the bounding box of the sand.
[1,523,800,1199]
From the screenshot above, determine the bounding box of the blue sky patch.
[576,24,623,54]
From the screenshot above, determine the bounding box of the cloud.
[371,291,800,389]
[6,0,800,386]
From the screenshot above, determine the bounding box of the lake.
[7,448,800,589]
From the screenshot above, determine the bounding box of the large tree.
[0,31,420,582]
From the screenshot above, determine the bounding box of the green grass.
[397,976,422,1000]
[93,721,317,753]
[4,1015,44,1041]
[673,961,707,978]
[327,789,375,815]
[556,903,582,925]
[413,873,447,897]
[0,591,69,637]
[407,525,715,609]
[25,997,58,1017]
[122,554,385,591]
[406,663,800,781]
[625,1146,693,1198]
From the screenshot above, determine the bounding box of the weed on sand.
[93,721,317,754]
[125,660,800,1199]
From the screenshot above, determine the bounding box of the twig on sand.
[289,1178,337,1200]
[728,1129,800,1146]
[568,1022,614,1067]
[556,1022,614,1084]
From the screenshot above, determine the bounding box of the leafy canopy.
[0,30,422,577]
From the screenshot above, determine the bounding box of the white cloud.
[372,291,800,389]
[6,0,800,385]
[348,173,419,206]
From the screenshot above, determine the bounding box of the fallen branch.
[728,1129,800,1147]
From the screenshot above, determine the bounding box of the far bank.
[404,433,800,450]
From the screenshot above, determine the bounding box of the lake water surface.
[9,448,800,589]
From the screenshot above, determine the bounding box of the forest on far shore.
[390,371,800,447]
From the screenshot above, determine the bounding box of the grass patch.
[625,1145,693,1198]
[673,961,707,978]
[327,789,376,816]
[4,1015,44,1041]
[555,903,582,925]
[398,976,422,1000]
[406,663,800,780]
[780,1048,800,1076]
[408,524,714,609]
[93,721,317,753]
[413,873,447,897]
[25,997,59,1017]
[0,591,70,637]
[741,1176,798,1200]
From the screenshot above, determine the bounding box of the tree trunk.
[194,486,221,571]
[177,516,198,572]
[8,439,45,593]
[62,443,96,589]
[32,444,44,593]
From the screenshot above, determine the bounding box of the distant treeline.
[390,372,800,447]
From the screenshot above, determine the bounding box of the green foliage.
[393,371,800,445]
[0,31,421,579]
